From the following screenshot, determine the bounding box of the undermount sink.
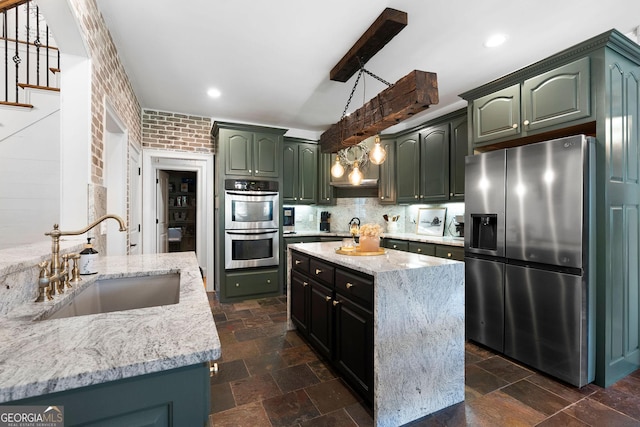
[41,273,180,320]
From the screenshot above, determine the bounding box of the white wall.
[0,111,61,249]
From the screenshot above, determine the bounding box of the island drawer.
[335,269,373,306]
[435,245,464,261]
[384,238,409,251]
[310,259,334,285]
[292,251,310,273]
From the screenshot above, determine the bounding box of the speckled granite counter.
[0,252,220,403]
[284,230,464,247]
[287,242,465,427]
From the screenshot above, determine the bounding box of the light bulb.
[330,155,344,178]
[348,162,363,185]
[369,135,387,165]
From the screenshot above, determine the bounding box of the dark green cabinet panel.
[225,130,254,176]
[254,133,280,177]
[408,241,436,256]
[308,279,333,359]
[225,269,279,298]
[384,238,409,251]
[419,124,450,202]
[4,364,209,426]
[396,133,420,203]
[334,295,373,401]
[318,152,335,205]
[472,84,521,144]
[283,140,317,204]
[522,57,591,132]
[378,137,396,204]
[435,245,464,261]
[450,115,468,200]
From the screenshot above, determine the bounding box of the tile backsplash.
[286,199,464,236]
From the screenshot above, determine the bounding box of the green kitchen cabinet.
[318,152,335,205]
[435,245,464,261]
[408,241,436,256]
[225,268,279,298]
[283,138,318,204]
[212,122,286,179]
[467,57,591,148]
[377,136,396,204]
[4,363,210,426]
[395,132,420,203]
[395,109,467,203]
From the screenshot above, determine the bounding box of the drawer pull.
[417,248,422,252]
[325,295,332,302]
[315,268,322,275]
[295,260,302,265]
[303,281,309,287]
[393,245,398,249]
[332,300,340,306]
[447,253,452,258]
[267,279,271,283]
[235,283,240,287]
[346,282,354,289]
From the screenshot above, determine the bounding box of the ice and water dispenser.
[470,214,498,251]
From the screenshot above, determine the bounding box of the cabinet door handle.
[414,195,418,199]
[523,120,530,126]
[417,248,422,253]
[267,279,271,284]
[249,169,252,173]
[380,196,385,200]
[325,295,332,302]
[315,268,322,275]
[393,245,397,249]
[235,283,240,287]
[303,281,309,287]
[512,123,518,129]
[295,260,302,265]
[447,252,452,258]
[450,192,454,197]
[333,300,340,306]
[346,282,354,289]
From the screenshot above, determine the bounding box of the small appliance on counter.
[320,211,331,232]
[283,207,295,233]
[453,215,464,238]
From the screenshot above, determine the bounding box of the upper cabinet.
[212,122,286,179]
[283,138,318,204]
[377,136,396,204]
[396,109,467,204]
[318,152,335,205]
[467,57,591,148]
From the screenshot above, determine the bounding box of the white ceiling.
[95,0,640,139]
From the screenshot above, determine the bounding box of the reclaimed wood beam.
[330,8,407,82]
[320,70,438,153]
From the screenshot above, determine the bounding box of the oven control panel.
[225,179,279,192]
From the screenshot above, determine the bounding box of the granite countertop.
[288,241,460,277]
[284,230,464,248]
[0,252,220,403]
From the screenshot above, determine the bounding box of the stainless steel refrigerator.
[464,134,595,387]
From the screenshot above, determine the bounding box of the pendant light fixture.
[368,135,387,165]
[348,162,364,185]
[330,155,345,178]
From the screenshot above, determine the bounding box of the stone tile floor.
[207,293,640,426]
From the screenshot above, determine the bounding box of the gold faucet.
[35,214,127,302]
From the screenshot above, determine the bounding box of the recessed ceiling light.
[207,88,221,98]
[484,33,508,48]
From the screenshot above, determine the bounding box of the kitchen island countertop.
[287,242,465,427]
[0,252,220,403]
[284,230,464,247]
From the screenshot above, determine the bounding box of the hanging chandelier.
[330,140,376,186]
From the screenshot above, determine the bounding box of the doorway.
[164,170,197,253]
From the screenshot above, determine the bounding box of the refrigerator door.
[464,150,506,257]
[505,135,587,268]
[465,256,505,352]
[505,264,592,387]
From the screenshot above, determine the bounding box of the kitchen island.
[287,242,464,427]
[0,251,220,425]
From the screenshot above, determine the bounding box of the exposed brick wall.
[68,0,142,185]
[142,109,213,154]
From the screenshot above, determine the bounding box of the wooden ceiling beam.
[320,70,438,153]
[330,8,407,82]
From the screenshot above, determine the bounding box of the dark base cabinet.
[2,363,210,426]
[290,249,374,403]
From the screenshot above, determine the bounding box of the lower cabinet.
[290,250,373,403]
[225,268,279,298]
[382,238,464,261]
[3,363,210,426]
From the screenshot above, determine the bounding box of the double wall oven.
[224,179,279,269]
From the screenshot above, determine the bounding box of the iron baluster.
[4,11,8,102]
[13,2,19,103]
[46,23,50,87]
[34,3,39,86]
[26,0,29,85]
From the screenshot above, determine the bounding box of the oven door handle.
[225,230,278,236]
[225,191,279,197]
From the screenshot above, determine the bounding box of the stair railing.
[1,0,59,108]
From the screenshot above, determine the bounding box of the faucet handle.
[35,261,52,302]
[68,253,82,285]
